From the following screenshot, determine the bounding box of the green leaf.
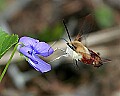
[27,23,64,42]
[0,28,19,59]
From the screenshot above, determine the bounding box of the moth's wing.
[75,14,95,45]
[74,33,82,42]
[101,58,111,63]
[80,14,95,37]
[88,49,100,58]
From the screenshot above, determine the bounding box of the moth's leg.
[97,52,100,56]
[48,38,68,54]
[54,48,66,54]
[74,59,80,70]
[48,41,58,55]
[49,54,68,63]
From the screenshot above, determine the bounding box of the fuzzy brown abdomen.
[81,49,102,67]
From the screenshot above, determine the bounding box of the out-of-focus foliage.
[29,23,64,42]
[0,0,15,11]
[94,5,115,28]
[0,28,18,59]
[0,0,6,11]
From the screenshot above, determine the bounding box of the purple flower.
[17,37,54,73]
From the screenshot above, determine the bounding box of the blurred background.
[0,0,120,96]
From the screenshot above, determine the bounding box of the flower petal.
[28,55,51,73]
[19,37,39,47]
[18,46,34,60]
[35,42,54,57]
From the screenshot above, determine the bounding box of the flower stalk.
[0,43,18,82]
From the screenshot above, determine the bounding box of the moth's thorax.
[66,41,90,61]
[71,41,90,54]
[66,45,82,61]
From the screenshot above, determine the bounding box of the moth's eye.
[69,46,75,51]
[72,44,77,49]
[66,43,76,51]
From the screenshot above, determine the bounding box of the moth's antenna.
[62,19,72,42]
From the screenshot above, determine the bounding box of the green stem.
[0,43,18,82]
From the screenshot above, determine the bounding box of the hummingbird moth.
[62,18,110,68]
[50,15,110,68]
